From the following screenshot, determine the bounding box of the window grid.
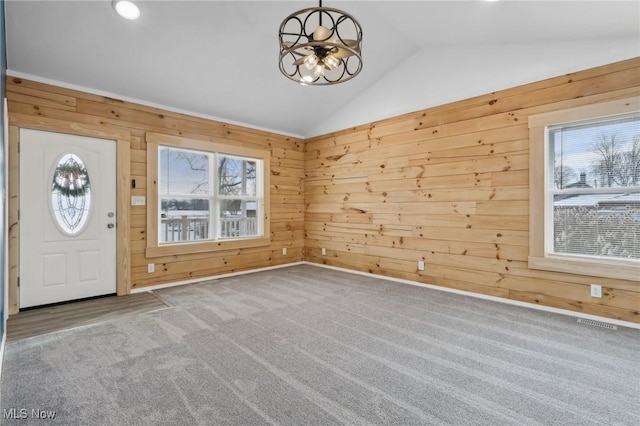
[158,146,263,245]
[544,113,640,263]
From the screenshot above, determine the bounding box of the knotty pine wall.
[5,58,639,322]
[6,77,305,291]
[304,58,640,323]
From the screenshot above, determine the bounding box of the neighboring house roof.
[564,182,592,189]
[564,172,592,189]
[555,193,640,208]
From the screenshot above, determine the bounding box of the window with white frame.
[145,133,270,258]
[158,146,263,243]
[528,97,640,281]
[548,114,639,261]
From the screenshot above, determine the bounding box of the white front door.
[19,129,117,308]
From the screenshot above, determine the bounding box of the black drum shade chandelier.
[278,1,363,85]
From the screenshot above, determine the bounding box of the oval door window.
[51,153,92,235]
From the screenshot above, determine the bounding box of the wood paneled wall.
[7,77,305,295]
[304,58,640,323]
[6,58,640,322]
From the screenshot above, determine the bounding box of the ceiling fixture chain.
[278,0,363,85]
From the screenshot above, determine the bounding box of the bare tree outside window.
[591,133,625,187]
[151,137,266,249]
[217,155,259,237]
[554,165,578,189]
[550,115,640,261]
[619,135,640,186]
[218,156,256,196]
[159,149,209,195]
[588,133,640,188]
[158,148,211,242]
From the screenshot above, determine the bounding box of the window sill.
[146,237,271,258]
[528,255,640,281]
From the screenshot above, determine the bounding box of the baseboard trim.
[131,262,306,294]
[131,260,639,330]
[304,261,640,330]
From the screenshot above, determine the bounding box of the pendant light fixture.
[278,1,363,85]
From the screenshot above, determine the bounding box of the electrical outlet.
[418,260,425,271]
[282,247,287,255]
[147,263,155,273]
[321,248,326,256]
[590,284,602,298]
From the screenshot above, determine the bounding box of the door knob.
[107,223,115,229]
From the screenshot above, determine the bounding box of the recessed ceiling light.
[113,0,140,20]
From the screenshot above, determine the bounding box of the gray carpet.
[1,264,639,425]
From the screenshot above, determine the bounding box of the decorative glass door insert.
[51,153,92,235]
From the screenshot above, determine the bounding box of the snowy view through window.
[549,113,639,260]
[158,147,261,243]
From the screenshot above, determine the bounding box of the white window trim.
[528,97,640,281]
[146,133,270,258]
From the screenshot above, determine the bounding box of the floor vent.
[577,318,617,330]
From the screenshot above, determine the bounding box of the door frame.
[8,115,131,314]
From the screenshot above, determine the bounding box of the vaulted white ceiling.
[5,0,640,138]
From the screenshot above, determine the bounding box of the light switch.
[131,196,146,206]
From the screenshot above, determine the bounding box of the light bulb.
[303,54,319,70]
[313,64,325,78]
[113,1,140,20]
[324,54,339,70]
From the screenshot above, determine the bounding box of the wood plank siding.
[6,77,305,314]
[6,57,640,322]
[304,57,640,323]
